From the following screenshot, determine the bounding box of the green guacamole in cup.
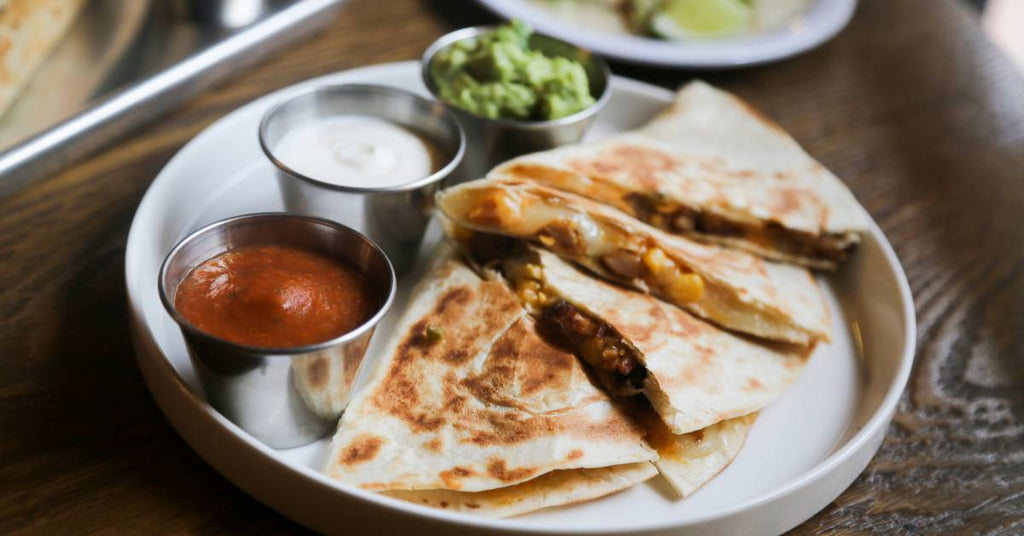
[430,20,596,121]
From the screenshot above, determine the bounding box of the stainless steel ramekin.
[259,84,465,275]
[158,213,396,449]
[421,25,611,179]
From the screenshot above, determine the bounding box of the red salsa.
[174,245,378,347]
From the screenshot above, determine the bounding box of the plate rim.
[125,60,916,534]
[472,0,858,68]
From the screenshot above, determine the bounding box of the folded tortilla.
[489,81,868,269]
[462,243,811,435]
[385,463,658,518]
[325,247,657,496]
[645,413,756,497]
[0,0,85,117]
[437,177,831,344]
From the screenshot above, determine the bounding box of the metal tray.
[0,0,343,197]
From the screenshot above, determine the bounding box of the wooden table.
[2,0,1022,533]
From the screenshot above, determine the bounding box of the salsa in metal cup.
[174,244,379,348]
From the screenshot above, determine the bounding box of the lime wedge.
[656,0,753,38]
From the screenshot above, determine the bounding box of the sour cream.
[273,115,438,188]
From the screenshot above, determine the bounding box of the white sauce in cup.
[273,115,438,188]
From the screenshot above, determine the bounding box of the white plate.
[474,0,857,68]
[125,61,914,535]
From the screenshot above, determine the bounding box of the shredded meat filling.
[624,193,853,263]
[542,299,647,391]
[461,231,650,396]
[695,212,744,238]
[467,232,517,266]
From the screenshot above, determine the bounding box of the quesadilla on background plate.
[437,177,831,345]
[0,0,85,117]
[325,247,657,509]
[489,81,868,269]
[455,238,812,436]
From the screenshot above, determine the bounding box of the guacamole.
[430,20,596,121]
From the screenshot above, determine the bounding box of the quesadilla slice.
[644,413,756,497]
[490,81,869,269]
[437,177,831,344]
[386,463,658,518]
[325,247,656,496]
[390,409,758,511]
[453,237,812,435]
[0,0,86,118]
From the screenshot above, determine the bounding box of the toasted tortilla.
[498,246,811,435]
[386,462,658,518]
[437,177,831,344]
[386,414,755,514]
[646,413,756,497]
[490,81,868,269]
[0,0,85,117]
[325,246,656,493]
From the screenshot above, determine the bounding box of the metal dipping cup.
[259,84,465,275]
[159,213,396,449]
[421,26,611,179]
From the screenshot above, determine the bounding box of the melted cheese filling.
[463,188,705,305]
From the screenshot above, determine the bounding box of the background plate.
[473,0,857,68]
[125,61,914,535]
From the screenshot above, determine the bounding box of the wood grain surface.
[2,0,1022,534]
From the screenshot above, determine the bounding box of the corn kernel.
[668,273,705,303]
[519,287,539,305]
[519,279,541,293]
[642,247,671,274]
